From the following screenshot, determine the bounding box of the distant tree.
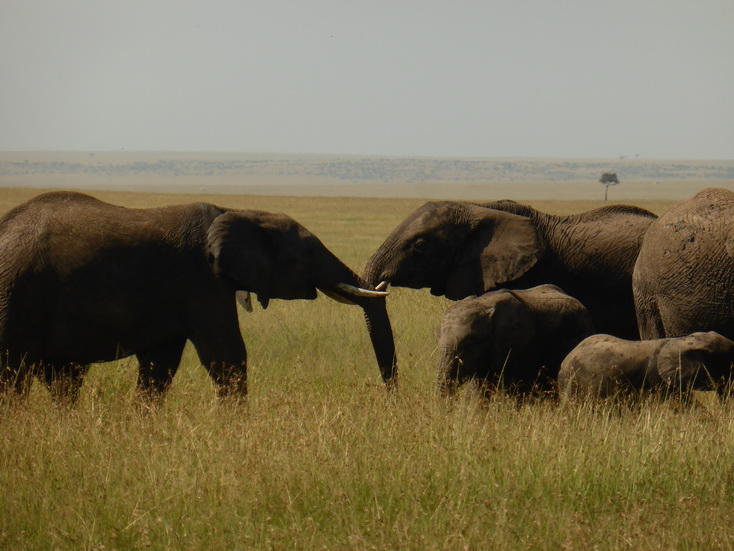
[599,172,620,201]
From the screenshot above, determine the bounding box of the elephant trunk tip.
[438,379,458,399]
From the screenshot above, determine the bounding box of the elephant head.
[363,202,544,301]
[207,209,397,386]
[436,293,537,397]
[656,332,734,394]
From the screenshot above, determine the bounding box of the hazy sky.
[2,1,733,159]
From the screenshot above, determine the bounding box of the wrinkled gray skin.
[634,188,734,341]
[0,191,394,401]
[558,331,734,399]
[437,284,594,397]
[364,201,657,345]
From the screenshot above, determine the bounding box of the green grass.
[4,188,733,549]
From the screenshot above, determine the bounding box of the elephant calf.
[558,332,734,399]
[437,284,594,397]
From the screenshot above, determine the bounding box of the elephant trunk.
[363,250,390,289]
[361,258,397,387]
[316,254,397,388]
[437,346,460,398]
[361,297,397,388]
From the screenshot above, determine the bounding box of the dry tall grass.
[3,188,732,549]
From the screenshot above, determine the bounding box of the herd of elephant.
[1,187,734,403]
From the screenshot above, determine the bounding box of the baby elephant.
[437,284,594,397]
[558,332,734,399]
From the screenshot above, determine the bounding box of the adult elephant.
[363,200,657,340]
[0,191,393,401]
[437,285,594,398]
[634,188,734,341]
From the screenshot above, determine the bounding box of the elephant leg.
[187,304,248,399]
[190,333,248,399]
[42,362,88,404]
[136,337,187,398]
[438,377,460,398]
[198,350,248,399]
[634,288,666,340]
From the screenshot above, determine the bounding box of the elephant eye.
[412,237,427,252]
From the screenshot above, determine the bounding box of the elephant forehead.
[255,211,300,231]
[443,299,496,326]
[439,310,496,345]
[244,210,315,239]
[406,204,462,232]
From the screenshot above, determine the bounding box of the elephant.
[437,284,594,397]
[558,331,734,399]
[634,188,734,341]
[0,191,394,401]
[363,200,657,342]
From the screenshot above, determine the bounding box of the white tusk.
[236,290,254,313]
[320,288,357,305]
[375,281,389,292]
[334,282,389,298]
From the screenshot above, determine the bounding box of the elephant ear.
[494,294,537,345]
[656,338,708,390]
[445,206,543,299]
[207,211,273,308]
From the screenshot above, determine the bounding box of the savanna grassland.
[3,185,734,550]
